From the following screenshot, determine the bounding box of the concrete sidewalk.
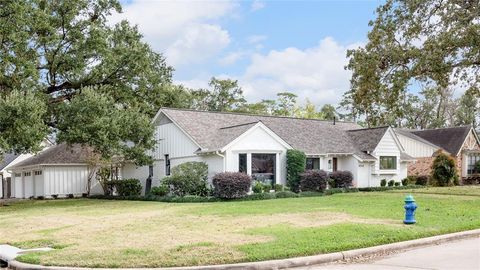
[295,237,480,270]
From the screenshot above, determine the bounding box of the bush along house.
[122,108,414,188]
[394,126,480,183]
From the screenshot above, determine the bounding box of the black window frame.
[306,157,320,170]
[239,153,247,173]
[379,156,397,170]
[467,153,480,175]
[165,154,171,176]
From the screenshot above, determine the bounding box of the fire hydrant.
[403,194,417,224]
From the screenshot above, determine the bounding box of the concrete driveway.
[295,237,480,270]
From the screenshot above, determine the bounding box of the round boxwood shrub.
[212,172,252,199]
[415,175,429,186]
[300,170,328,192]
[112,179,142,196]
[387,179,395,187]
[329,170,353,188]
[380,179,387,187]
[252,181,263,194]
[162,162,209,196]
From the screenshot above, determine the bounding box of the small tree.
[431,151,458,186]
[286,149,306,192]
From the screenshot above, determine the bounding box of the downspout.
[215,151,226,172]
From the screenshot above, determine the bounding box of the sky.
[112,0,383,107]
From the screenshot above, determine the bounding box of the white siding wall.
[14,174,22,198]
[24,174,34,198]
[43,166,93,197]
[152,122,199,160]
[225,126,289,185]
[372,130,401,175]
[34,172,44,197]
[338,157,358,186]
[397,134,437,158]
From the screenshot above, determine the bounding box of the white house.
[7,144,103,199]
[123,108,414,188]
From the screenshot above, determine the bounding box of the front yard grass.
[1,186,479,268]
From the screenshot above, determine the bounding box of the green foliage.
[162,162,209,197]
[252,182,264,194]
[343,0,480,128]
[475,160,480,173]
[329,171,353,188]
[111,179,142,197]
[0,0,173,162]
[416,175,429,186]
[273,184,284,192]
[57,88,155,165]
[300,170,328,192]
[191,77,246,111]
[387,180,395,187]
[431,151,458,186]
[394,182,400,187]
[286,149,306,192]
[380,179,387,187]
[275,92,298,116]
[150,185,169,197]
[0,91,48,155]
[401,178,408,186]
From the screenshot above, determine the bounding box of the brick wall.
[408,157,434,176]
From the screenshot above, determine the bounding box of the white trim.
[155,109,203,150]
[220,122,292,152]
[456,127,480,156]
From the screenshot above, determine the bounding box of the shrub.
[300,170,328,192]
[274,184,284,192]
[262,183,273,193]
[463,176,480,185]
[275,191,298,198]
[380,179,387,187]
[416,175,429,186]
[431,151,458,186]
[286,149,306,192]
[82,193,88,198]
[406,175,418,185]
[401,178,408,186]
[387,180,395,187]
[252,181,264,193]
[37,196,45,200]
[151,184,169,196]
[162,162,209,196]
[394,182,400,186]
[242,192,276,201]
[51,194,58,199]
[324,188,344,195]
[212,172,252,199]
[111,179,142,196]
[329,171,353,188]
[67,194,74,199]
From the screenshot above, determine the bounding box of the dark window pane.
[306,158,320,170]
[239,153,247,173]
[165,154,171,176]
[252,153,276,185]
[380,156,397,170]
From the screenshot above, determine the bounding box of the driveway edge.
[7,229,480,270]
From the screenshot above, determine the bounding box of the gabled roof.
[393,128,442,150]
[0,153,20,171]
[347,126,389,153]
[159,108,382,160]
[10,144,94,169]
[411,126,472,155]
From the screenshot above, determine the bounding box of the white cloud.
[240,37,363,106]
[251,0,266,12]
[247,35,267,44]
[111,0,236,66]
[219,51,245,66]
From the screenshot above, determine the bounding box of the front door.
[6,177,11,198]
[332,158,338,172]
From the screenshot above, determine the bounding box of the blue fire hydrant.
[404,194,417,224]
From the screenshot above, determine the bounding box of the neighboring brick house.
[395,126,480,180]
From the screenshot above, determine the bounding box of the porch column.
[275,153,280,185]
[246,153,252,176]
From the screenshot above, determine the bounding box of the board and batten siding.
[372,129,401,174]
[152,121,199,160]
[43,166,89,196]
[396,134,438,158]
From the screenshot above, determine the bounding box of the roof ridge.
[412,125,471,132]
[161,107,357,124]
[219,121,260,130]
[347,126,389,132]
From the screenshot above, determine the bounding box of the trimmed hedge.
[329,171,353,188]
[150,185,169,196]
[162,162,209,196]
[286,149,306,192]
[300,170,328,192]
[416,175,429,186]
[212,172,252,199]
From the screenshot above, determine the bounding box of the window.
[328,159,332,170]
[14,173,21,177]
[239,153,247,173]
[467,153,480,175]
[165,154,171,176]
[23,172,31,176]
[34,171,42,176]
[251,153,276,185]
[380,156,397,170]
[306,158,320,170]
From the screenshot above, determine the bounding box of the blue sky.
[113,0,383,106]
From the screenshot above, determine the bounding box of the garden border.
[7,229,480,270]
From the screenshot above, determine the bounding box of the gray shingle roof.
[11,144,94,169]
[161,108,379,160]
[0,153,20,171]
[410,126,472,155]
[393,128,442,149]
[347,127,389,152]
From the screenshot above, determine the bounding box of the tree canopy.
[0,0,176,164]
[343,0,480,128]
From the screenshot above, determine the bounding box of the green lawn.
[1,186,479,268]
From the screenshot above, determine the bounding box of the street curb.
[7,229,480,270]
